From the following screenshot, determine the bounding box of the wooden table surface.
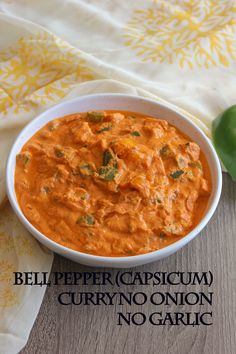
[21,174,236,354]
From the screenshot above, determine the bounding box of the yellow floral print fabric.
[0,0,235,352]
[0,203,53,354]
[124,0,236,69]
[0,32,94,114]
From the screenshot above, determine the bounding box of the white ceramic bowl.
[6,94,222,268]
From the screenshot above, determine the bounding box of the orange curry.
[15,111,211,257]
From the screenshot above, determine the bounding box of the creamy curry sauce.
[15,111,212,257]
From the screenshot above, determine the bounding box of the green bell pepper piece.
[212,105,236,182]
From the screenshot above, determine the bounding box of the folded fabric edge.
[0,332,26,354]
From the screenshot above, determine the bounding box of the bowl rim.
[6,93,222,265]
